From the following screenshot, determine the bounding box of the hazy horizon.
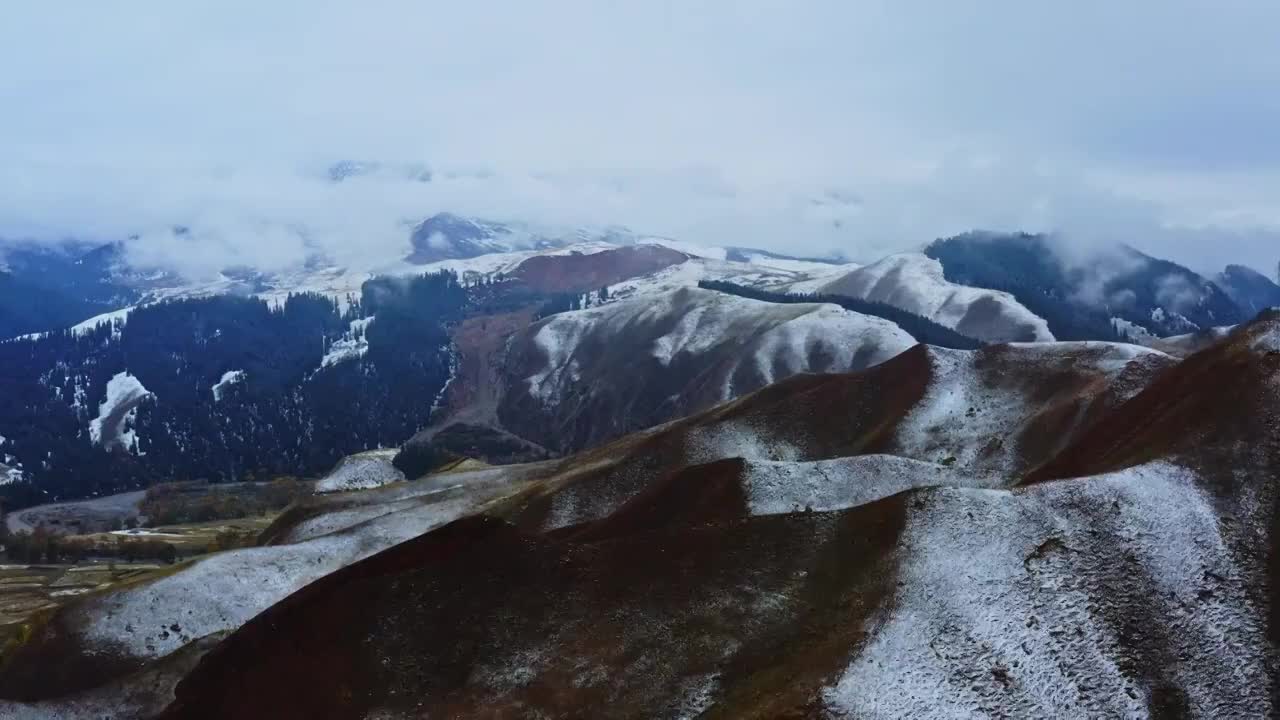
[3,1,1278,278]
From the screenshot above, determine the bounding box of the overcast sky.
[2,1,1278,277]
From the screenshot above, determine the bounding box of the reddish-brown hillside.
[510,244,689,293]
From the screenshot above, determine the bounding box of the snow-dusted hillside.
[312,449,404,493]
[815,252,1054,343]
[6,312,1278,718]
[605,254,854,303]
[891,341,1168,476]
[499,286,916,452]
[822,461,1268,718]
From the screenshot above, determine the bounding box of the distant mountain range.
[0,219,1276,512]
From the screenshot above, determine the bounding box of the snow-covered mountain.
[1217,263,1280,315]
[492,286,916,453]
[926,231,1251,340]
[10,312,1273,718]
[807,252,1054,343]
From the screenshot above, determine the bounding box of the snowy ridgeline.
[524,286,914,406]
[88,371,153,451]
[816,252,1055,344]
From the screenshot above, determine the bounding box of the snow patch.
[1252,325,1280,353]
[88,372,152,450]
[70,307,133,338]
[110,529,183,538]
[313,449,405,493]
[320,316,375,368]
[894,344,1165,476]
[0,462,22,486]
[743,455,998,516]
[209,370,246,401]
[1110,316,1153,342]
[687,419,803,466]
[822,462,1269,718]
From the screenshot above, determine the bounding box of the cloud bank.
[2,1,1278,278]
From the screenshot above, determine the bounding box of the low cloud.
[1,2,1278,279]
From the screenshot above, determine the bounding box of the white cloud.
[1,1,1278,278]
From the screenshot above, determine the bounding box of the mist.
[2,1,1278,279]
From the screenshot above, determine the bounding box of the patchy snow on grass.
[209,370,246,401]
[72,475,522,663]
[743,455,997,516]
[686,418,804,466]
[88,372,152,449]
[892,348,1017,474]
[1003,340,1171,373]
[286,490,470,544]
[822,462,1270,719]
[313,449,404,493]
[1251,324,1280,353]
[893,344,1164,476]
[288,466,538,543]
[109,529,183,538]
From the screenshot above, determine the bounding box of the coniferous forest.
[0,271,465,509]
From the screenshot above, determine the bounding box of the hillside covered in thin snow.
[496,286,916,452]
[816,252,1055,343]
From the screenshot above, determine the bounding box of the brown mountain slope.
[158,451,1279,717]
[1028,309,1280,483]
[495,339,1175,533]
[159,507,908,720]
[509,244,689,293]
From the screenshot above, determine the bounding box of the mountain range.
[0,214,1277,718]
[0,306,1275,717]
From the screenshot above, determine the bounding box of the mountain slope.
[0,242,142,338]
[1028,308,1280,483]
[485,338,1173,535]
[817,252,1054,343]
[405,213,530,264]
[7,318,1272,718]
[155,440,1276,719]
[1217,264,1280,315]
[146,315,1278,719]
[926,232,1247,339]
[493,286,917,453]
